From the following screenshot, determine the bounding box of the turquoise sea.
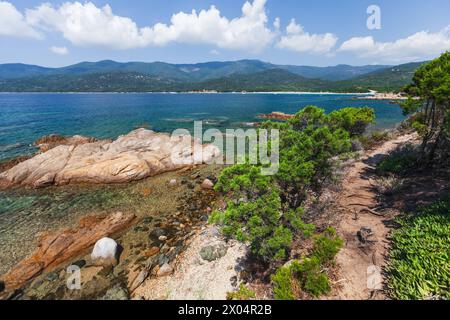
[0,93,405,161]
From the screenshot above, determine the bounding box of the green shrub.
[303,270,331,297]
[359,130,390,150]
[374,175,405,195]
[212,106,370,263]
[213,164,310,262]
[311,227,343,265]
[329,107,375,136]
[227,284,256,300]
[271,228,343,299]
[387,198,450,300]
[272,265,297,300]
[273,255,333,299]
[378,144,418,175]
[292,257,331,297]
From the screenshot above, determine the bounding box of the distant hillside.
[0,72,182,92]
[333,62,426,92]
[0,64,53,80]
[278,64,390,81]
[0,59,425,93]
[0,59,391,82]
[184,69,330,92]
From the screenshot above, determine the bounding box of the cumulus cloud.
[26,2,153,50]
[25,0,275,52]
[0,1,41,38]
[273,17,280,31]
[277,19,338,54]
[339,26,450,62]
[50,46,69,55]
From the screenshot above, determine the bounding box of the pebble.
[157,263,173,277]
[71,260,86,268]
[201,179,214,190]
[158,235,168,241]
[130,269,149,292]
[46,272,59,282]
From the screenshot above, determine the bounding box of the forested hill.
[0,60,425,93]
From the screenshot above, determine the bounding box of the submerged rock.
[91,237,119,267]
[0,129,221,189]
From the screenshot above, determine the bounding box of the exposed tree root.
[359,207,385,217]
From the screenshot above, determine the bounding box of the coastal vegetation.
[213,53,449,300]
[401,52,450,166]
[379,52,450,300]
[272,228,343,299]
[387,198,450,300]
[211,105,375,298]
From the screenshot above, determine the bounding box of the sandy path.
[133,225,247,300]
[331,133,417,300]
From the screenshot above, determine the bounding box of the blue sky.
[1,0,450,67]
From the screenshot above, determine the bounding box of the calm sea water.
[0,93,405,161]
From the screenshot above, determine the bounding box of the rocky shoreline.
[0,164,223,300]
[0,128,220,189]
[0,129,226,300]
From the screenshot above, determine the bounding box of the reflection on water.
[0,93,405,161]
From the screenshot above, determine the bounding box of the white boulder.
[91,237,118,266]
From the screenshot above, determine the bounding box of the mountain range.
[0,59,425,93]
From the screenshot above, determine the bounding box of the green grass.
[387,198,450,300]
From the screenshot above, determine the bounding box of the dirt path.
[331,133,417,300]
[133,225,248,300]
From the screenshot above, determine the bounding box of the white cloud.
[339,26,450,62]
[273,17,280,31]
[50,46,69,55]
[25,0,275,52]
[277,19,338,54]
[0,1,41,38]
[210,49,220,55]
[26,2,153,50]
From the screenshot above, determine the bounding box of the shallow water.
[0,165,221,276]
[0,93,405,160]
